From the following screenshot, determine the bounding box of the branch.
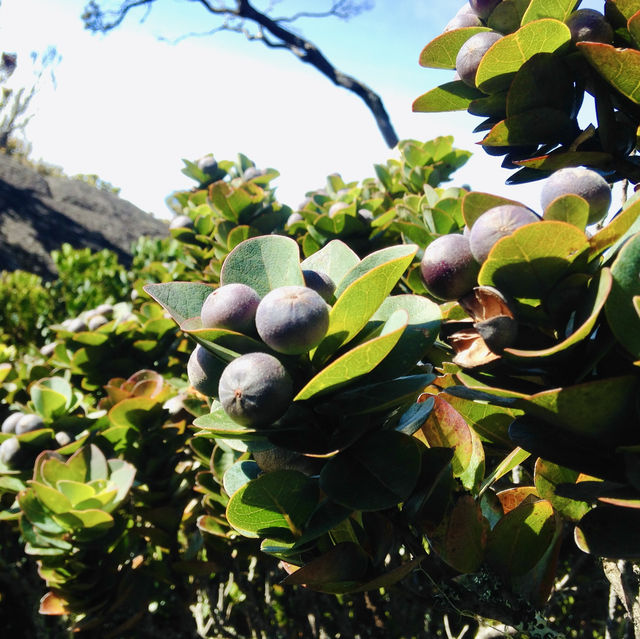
[274,1,374,23]
[83,0,398,148]
[231,0,398,148]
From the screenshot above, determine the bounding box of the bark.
[602,560,640,639]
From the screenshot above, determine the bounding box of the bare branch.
[82,0,159,32]
[232,0,398,147]
[274,1,374,23]
[83,0,398,148]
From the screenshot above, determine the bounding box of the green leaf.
[412,81,483,113]
[106,459,136,505]
[320,431,422,511]
[605,233,640,357]
[606,0,640,23]
[504,267,612,359]
[469,91,508,118]
[575,506,640,558]
[444,393,521,447]
[534,459,590,522]
[108,397,159,429]
[300,239,360,291]
[30,388,67,421]
[180,318,265,354]
[486,499,556,577]
[226,470,318,541]
[506,53,576,117]
[55,480,95,507]
[420,396,485,493]
[311,245,416,364]
[27,481,73,514]
[365,294,441,380]
[478,221,589,300]
[227,225,260,251]
[521,0,581,23]
[516,376,639,440]
[476,19,571,93]
[419,27,492,70]
[350,557,423,593]
[209,181,261,223]
[38,454,82,487]
[577,42,640,104]
[73,444,109,482]
[487,0,532,33]
[18,490,67,534]
[31,377,73,417]
[509,416,625,481]
[589,198,640,256]
[223,460,261,497]
[193,402,268,440]
[295,310,408,401]
[542,193,590,229]
[480,447,531,494]
[317,374,434,417]
[219,235,304,297]
[396,398,435,436]
[482,108,576,146]
[143,282,214,325]
[52,508,114,533]
[334,244,418,299]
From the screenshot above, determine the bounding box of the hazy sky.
[0,0,603,219]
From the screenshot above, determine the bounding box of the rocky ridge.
[0,154,169,278]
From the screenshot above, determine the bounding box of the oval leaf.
[220,235,304,297]
[577,42,640,104]
[300,239,360,291]
[320,431,422,511]
[478,221,589,300]
[295,310,408,401]
[419,27,492,70]
[226,470,318,541]
[413,81,483,113]
[476,19,571,93]
[311,245,417,364]
[486,499,556,577]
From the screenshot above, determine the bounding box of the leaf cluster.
[415,0,640,184]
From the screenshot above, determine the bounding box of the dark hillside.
[0,154,168,277]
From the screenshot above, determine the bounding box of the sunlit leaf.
[419,27,492,69]
[478,221,589,300]
[476,19,571,93]
[413,81,483,113]
[486,499,556,577]
[521,0,581,23]
[143,281,214,325]
[420,396,485,492]
[296,311,407,400]
[220,235,304,297]
[311,245,416,364]
[300,239,360,291]
[577,42,640,104]
[534,459,591,522]
[226,470,318,541]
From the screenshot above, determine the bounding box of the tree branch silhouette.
[82,0,398,147]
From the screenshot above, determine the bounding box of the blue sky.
[0,0,603,219]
